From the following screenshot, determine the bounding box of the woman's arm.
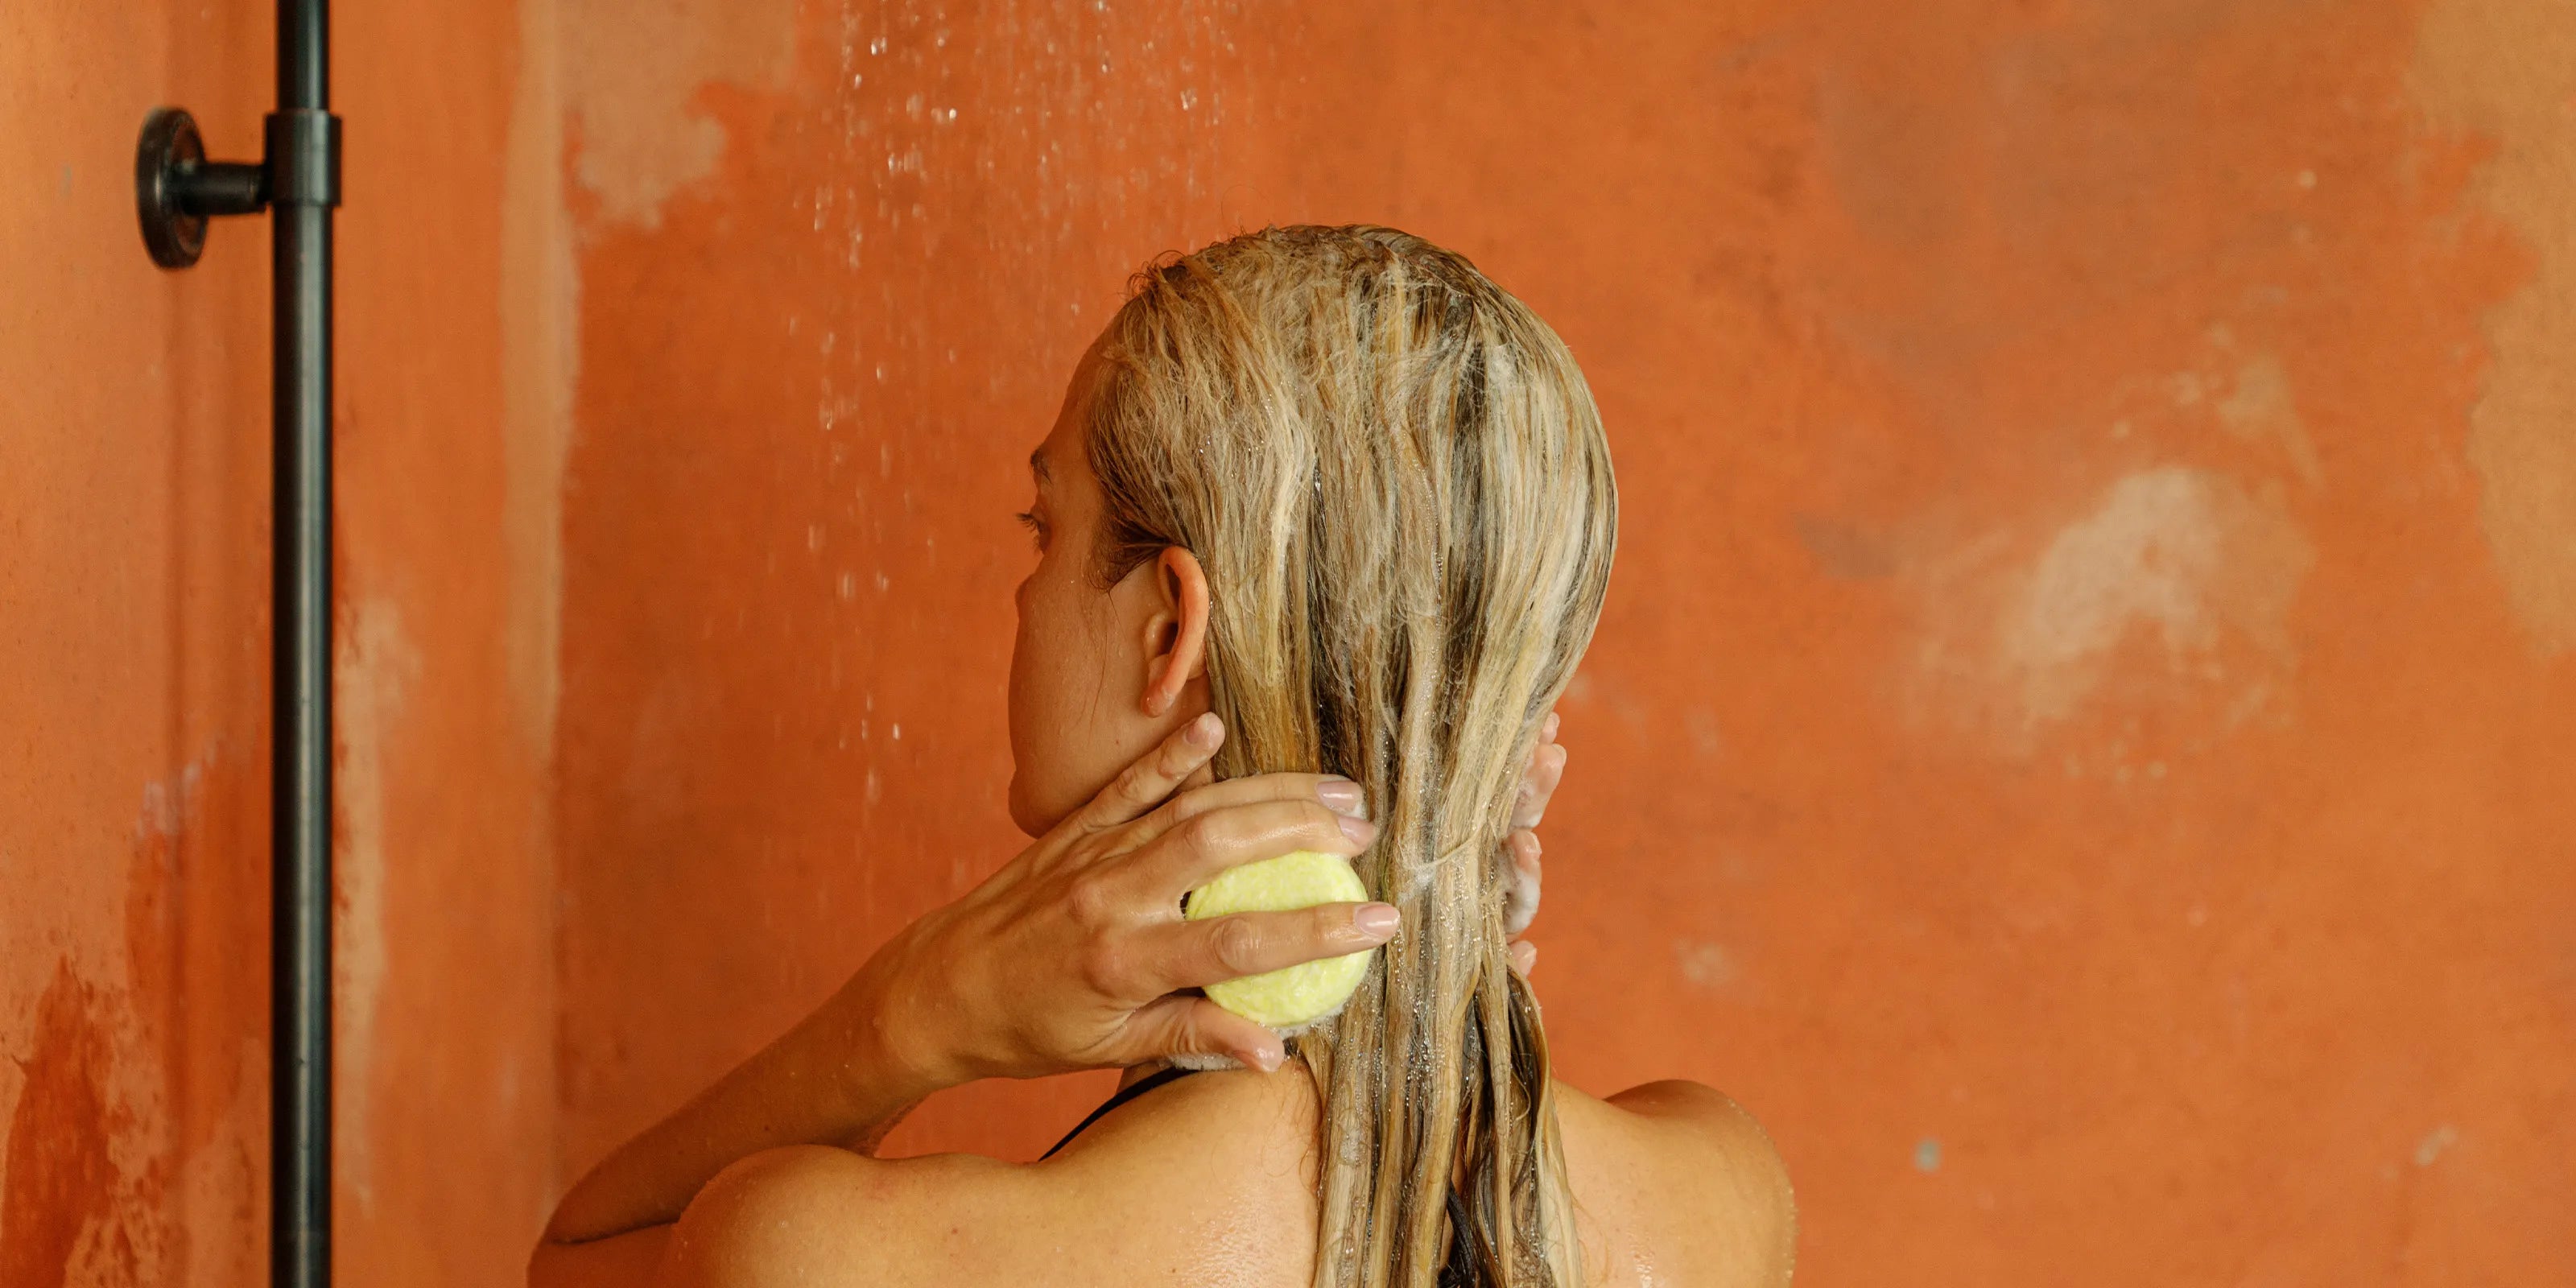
[536,947,947,1245]
[530,714,1390,1274]
[531,708,1571,1283]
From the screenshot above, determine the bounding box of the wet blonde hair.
[1085,225,1617,1288]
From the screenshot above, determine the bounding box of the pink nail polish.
[1355,902,1400,936]
[1338,813,1377,847]
[1186,712,1221,748]
[1316,778,1365,816]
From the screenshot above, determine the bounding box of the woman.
[531,226,1793,1286]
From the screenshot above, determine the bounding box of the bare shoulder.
[663,1068,1319,1288]
[1552,1079,1796,1288]
[656,1069,1786,1288]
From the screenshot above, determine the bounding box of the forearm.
[540,949,950,1245]
[531,718,1458,1257]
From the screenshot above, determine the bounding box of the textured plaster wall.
[0,1,555,1285]
[4,0,2572,1283]
[552,1,2574,1282]
[1,7,269,1284]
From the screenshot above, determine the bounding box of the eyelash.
[1014,510,1046,549]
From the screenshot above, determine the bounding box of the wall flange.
[135,107,269,270]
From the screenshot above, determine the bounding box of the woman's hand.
[1505,710,1565,976]
[861,712,1393,1080]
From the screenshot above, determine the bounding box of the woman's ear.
[1141,547,1210,717]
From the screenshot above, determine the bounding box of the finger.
[1069,712,1226,834]
[1511,742,1567,829]
[1147,902,1398,993]
[1516,722,1553,791]
[1125,799,1377,899]
[1124,994,1288,1072]
[1542,710,1561,745]
[1510,940,1538,977]
[1503,830,1542,936]
[1115,770,1367,852]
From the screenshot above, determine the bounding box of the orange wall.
[0,8,271,1282]
[554,0,2574,1282]
[1,2,552,1285]
[7,0,2574,1284]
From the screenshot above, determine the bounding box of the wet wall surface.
[6,0,2574,1282]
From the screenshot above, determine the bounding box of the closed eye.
[1014,510,1046,550]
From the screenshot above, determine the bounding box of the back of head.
[1085,225,1617,1287]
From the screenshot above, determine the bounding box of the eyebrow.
[1029,446,1051,485]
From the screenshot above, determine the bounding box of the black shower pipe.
[133,1,338,1285]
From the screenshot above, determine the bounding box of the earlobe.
[1142,547,1211,717]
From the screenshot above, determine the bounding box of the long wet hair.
[1083,225,1618,1288]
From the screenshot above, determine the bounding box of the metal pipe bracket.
[264,109,341,208]
[136,105,343,268]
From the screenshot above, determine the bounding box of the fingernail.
[1249,1046,1282,1072]
[1316,778,1365,817]
[1525,832,1542,858]
[1185,712,1221,749]
[1338,814,1378,847]
[1513,942,1539,975]
[1354,902,1400,937]
[1544,713,1560,741]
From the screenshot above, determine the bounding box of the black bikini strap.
[1038,1064,1199,1160]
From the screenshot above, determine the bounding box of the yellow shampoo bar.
[1183,850,1376,1030]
